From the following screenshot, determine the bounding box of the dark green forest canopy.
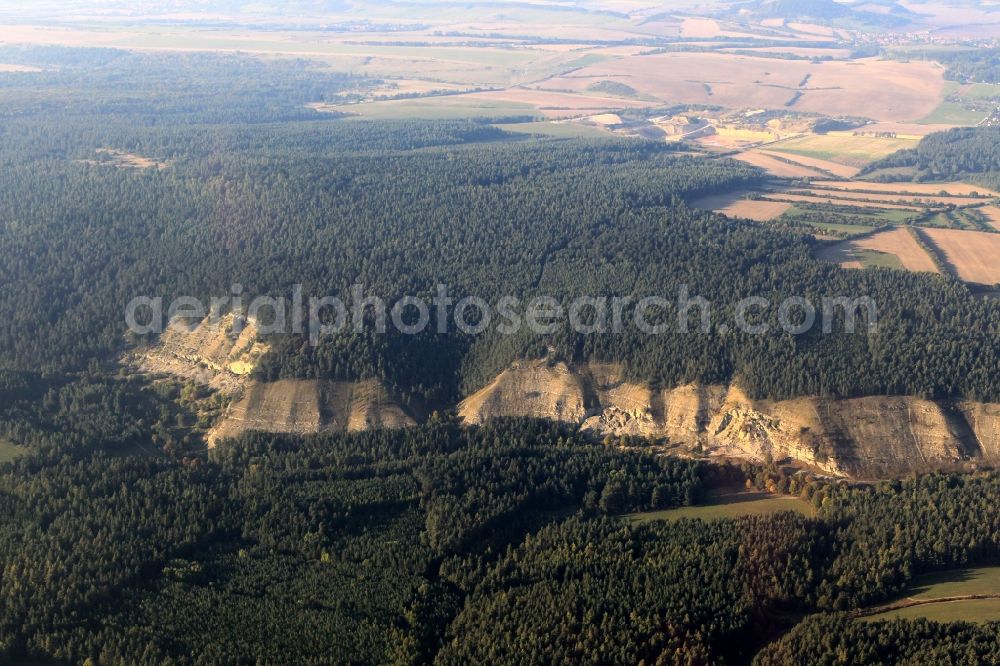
[1,412,1000,665]
[0,47,998,407]
[757,614,1000,665]
[3,40,1000,666]
[862,126,1000,190]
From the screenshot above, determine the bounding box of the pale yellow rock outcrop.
[459,359,1000,478]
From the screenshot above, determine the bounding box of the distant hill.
[730,0,911,26]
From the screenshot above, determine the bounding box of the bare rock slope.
[459,359,1000,478]
[126,315,414,446]
[127,313,269,393]
[207,378,415,446]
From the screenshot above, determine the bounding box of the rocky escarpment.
[126,313,269,393]
[126,315,415,446]
[459,359,1000,478]
[207,378,415,446]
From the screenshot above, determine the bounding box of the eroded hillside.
[459,359,1000,478]
[126,315,415,446]
[129,317,1000,474]
[126,313,269,393]
[206,378,415,446]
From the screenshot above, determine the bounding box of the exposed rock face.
[959,402,1000,459]
[207,378,415,446]
[459,359,591,425]
[128,313,268,393]
[459,360,1000,478]
[126,315,414,445]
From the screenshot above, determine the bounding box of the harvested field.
[812,180,1000,197]
[817,227,939,273]
[691,191,791,221]
[732,151,826,178]
[980,205,1000,231]
[680,18,722,38]
[786,22,837,36]
[547,54,945,121]
[922,228,1000,285]
[765,192,925,211]
[758,149,860,177]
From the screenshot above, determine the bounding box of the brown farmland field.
[733,151,826,178]
[817,227,939,273]
[976,205,1000,231]
[922,228,1000,284]
[766,193,925,211]
[691,191,791,220]
[812,181,1000,197]
[758,150,860,177]
[548,54,946,121]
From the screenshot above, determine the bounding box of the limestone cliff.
[459,359,1000,478]
[207,378,415,446]
[127,313,268,393]
[126,314,414,445]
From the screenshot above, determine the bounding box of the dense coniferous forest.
[757,614,1000,664]
[0,395,999,664]
[0,48,999,406]
[2,46,1000,665]
[862,127,1000,189]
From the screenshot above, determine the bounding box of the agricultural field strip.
[816,227,941,274]
[855,567,1000,620]
[919,228,1000,284]
[856,593,1000,618]
[761,192,932,212]
[801,186,992,204]
[757,149,860,177]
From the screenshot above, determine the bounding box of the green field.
[918,102,988,126]
[853,248,904,269]
[495,121,612,139]
[780,207,878,236]
[874,209,920,223]
[862,567,1000,623]
[768,134,919,166]
[334,96,538,120]
[625,492,815,524]
[865,598,1000,623]
[956,82,1000,100]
